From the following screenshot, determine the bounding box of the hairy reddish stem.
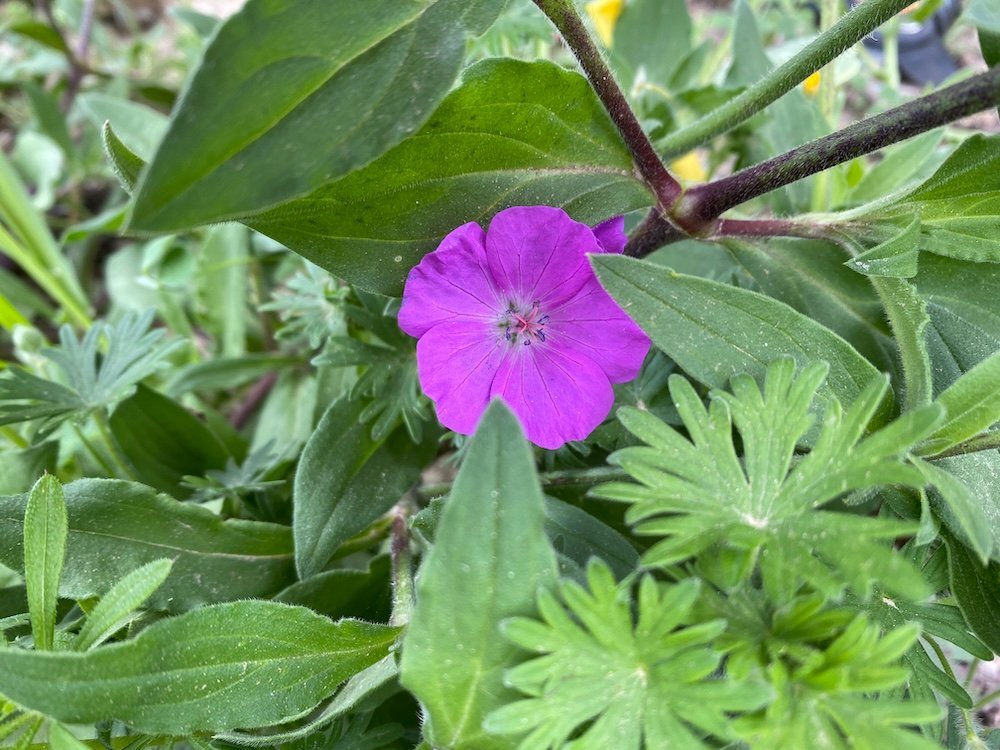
[532,0,682,211]
[675,68,1000,233]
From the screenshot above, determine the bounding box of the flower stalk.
[658,0,915,159]
[531,0,682,211]
[673,67,1000,234]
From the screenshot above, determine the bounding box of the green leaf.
[912,458,993,562]
[276,556,391,623]
[101,123,143,194]
[486,564,765,750]
[128,0,500,232]
[724,238,895,376]
[917,255,1000,396]
[21,82,74,160]
[199,223,249,358]
[733,620,942,750]
[73,558,173,651]
[217,655,399,746]
[0,600,399,734]
[23,474,66,651]
[870,275,933,410]
[594,359,938,601]
[294,395,432,578]
[47,722,91,750]
[592,255,887,418]
[610,0,692,88]
[543,496,640,581]
[927,451,1000,562]
[0,311,182,438]
[946,533,1000,653]
[249,58,651,295]
[847,214,921,278]
[109,385,232,498]
[855,590,990,708]
[0,479,295,612]
[879,135,1000,265]
[165,352,303,396]
[399,401,558,750]
[78,93,168,162]
[919,348,1000,455]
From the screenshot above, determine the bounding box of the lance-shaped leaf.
[23,475,66,651]
[592,255,887,419]
[73,558,173,651]
[127,0,508,232]
[293,395,433,578]
[0,479,294,612]
[872,135,1000,265]
[249,58,652,295]
[400,401,558,750]
[0,600,399,734]
[919,348,1000,456]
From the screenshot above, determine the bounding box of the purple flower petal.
[485,206,598,307]
[591,216,627,254]
[415,321,506,436]
[398,222,498,338]
[490,345,614,450]
[548,275,650,383]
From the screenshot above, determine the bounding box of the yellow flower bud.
[803,71,822,97]
[669,151,707,183]
[585,0,624,47]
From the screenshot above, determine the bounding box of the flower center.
[502,301,550,347]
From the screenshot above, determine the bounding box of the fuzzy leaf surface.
[592,255,887,419]
[400,401,558,750]
[0,479,294,612]
[0,600,399,733]
[23,475,66,651]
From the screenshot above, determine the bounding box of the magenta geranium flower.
[398,206,650,450]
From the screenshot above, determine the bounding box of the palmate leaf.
[313,291,429,442]
[733,616,943,750]
[594,359,943,601]
[484,561,768,750]
[698,587,956,750]
[0,311,181,438]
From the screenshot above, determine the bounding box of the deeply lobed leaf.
[596,359,941,600]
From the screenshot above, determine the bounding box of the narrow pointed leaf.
[249,58,651,295]
[73,558,173,651]
[293,395,432,578]
[23,474,66,651]
[400,401,558,750]
[0,479,294,612]
[0,600,399,734]
[920,348,1000,455]
[592,255,885,415]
